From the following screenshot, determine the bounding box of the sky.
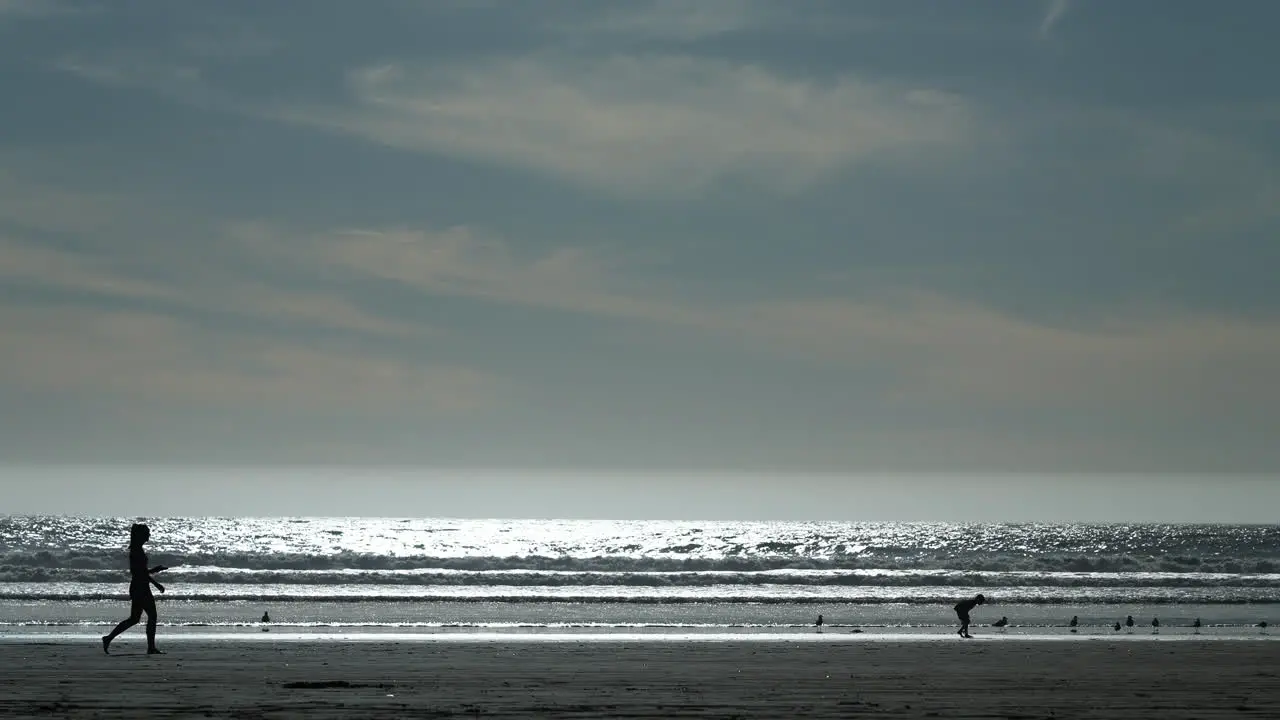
[1,1,1278,519]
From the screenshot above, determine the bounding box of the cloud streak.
[269,55,977,197]
[0,173,431,342]
[0,0,86,18]
[1039,0,1070,37]
[253,221,1280,425]
[549,0,777,42]
[0,305,499,412]
[738,294,1280,420]
[251,224,698,327]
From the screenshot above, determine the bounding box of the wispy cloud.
[0,173,430,342]
[548,0,885,44]
[550,0,777,42]
[247,221,1280,423]
[267,55,977,198]
[0,235,171,300]
[55,50,979,198]
[736,294,1280,417]
[328,56,970,194]
[55,57,218,107]
[0,305,499,412]
[1039,0,1070,38]
[251,224,698,327]
[0,0,88,18]
[0,168,138,235]
[1,231,425,340]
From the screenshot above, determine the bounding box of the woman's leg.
[143,595,161,653]
[102,599,144,653]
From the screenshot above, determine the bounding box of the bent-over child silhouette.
[954,593,985,638]
[102,523,167,655]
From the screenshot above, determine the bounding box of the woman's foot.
[101,636,111,654]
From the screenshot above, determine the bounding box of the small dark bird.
[1069,616,1078,630]
[261,611,271,623]
[1112,622,1121,631]
[1125,615,1135,631]
[992,617,1008,628]
[1193,618,1202,631]
[1259,621,1269,630]
[1151,617,1160,633]
[816,614,823,628]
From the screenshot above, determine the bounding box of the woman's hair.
[129,523,150,546]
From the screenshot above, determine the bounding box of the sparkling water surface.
[2,517,1276,637]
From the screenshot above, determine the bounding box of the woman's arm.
[148,562,167,592]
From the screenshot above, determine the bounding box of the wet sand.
[1,638,1276,718]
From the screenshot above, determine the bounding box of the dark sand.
[1,639,1277,718]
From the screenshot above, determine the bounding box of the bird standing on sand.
[1125,615,1135,632]
[992,617,1008,629]
[1151,617,1160,633]
[1069,616,1078,632]
[816,614,823,629]
[1192,618,1202,632]
[1113,622,1122,632]
[1259,621,1269,633]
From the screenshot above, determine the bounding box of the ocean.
[1,517,1276,640]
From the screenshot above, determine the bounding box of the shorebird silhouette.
[816,614,823,628]
[992,617,1008,629]
[1113,621,1122,632]
[1069,616,1078,632]
[1151,617,1160,633]
[1125,615,1135,632]
[1259,621,1269,634]
[1193,618,1202,633]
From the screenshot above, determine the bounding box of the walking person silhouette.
[102,523,168,655]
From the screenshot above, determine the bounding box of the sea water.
[1,517,1276,639]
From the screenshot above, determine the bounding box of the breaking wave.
[3,582,1278,605]
[2,549,1277,578]
[3,564,1280,590]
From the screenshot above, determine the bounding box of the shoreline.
[3,638,1277,718]
[2,628,1276,643]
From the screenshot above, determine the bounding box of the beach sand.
[1,638,1276,718]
